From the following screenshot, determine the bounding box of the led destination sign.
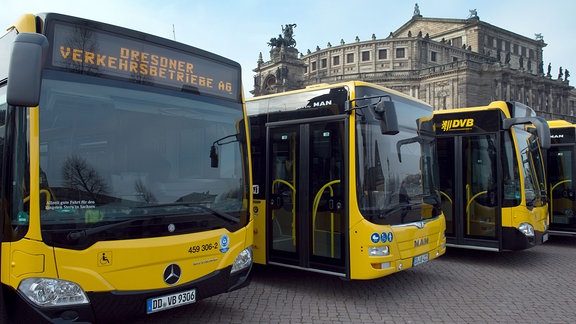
[50,22,240,100]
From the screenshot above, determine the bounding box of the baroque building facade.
[251,8,575,121]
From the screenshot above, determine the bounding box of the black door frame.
[265,115,348,274]
[443,134,503,250]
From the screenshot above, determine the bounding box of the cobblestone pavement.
[134,235,576,323]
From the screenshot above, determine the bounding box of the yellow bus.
[0,13,253,322]
[246,81,446,280]
[545,120,576,236]
[433,101,550,251]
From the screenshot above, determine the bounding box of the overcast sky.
[2,0,574,98]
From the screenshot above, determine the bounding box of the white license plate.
[412,253,429,267]
[146,288,196,314]
[543,233,549,243]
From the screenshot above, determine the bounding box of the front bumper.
[502,227,547,251]
[4,264,251,323]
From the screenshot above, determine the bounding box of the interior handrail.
[312,180,341,258]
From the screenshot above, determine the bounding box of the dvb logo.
[441,118,474,131]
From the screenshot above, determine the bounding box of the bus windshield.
[515,128,547,206]
[355,87,441,224]
[16,71,249,249]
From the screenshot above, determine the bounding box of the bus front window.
[355,91,441,225]
[516,129,547,207]
[33,73,249,249]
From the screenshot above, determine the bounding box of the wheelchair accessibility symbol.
[98,251,112,266]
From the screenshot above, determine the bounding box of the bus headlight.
[368,246,390,256]
[518,223,535,237]
[18,278,89,307]
[231,246,252,274]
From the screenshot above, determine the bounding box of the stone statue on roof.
[268,23,298,48]
[535,33,544,41]
[413,3,421,17]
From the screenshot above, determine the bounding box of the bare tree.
[62,155,108,199]
[134,178,157,203]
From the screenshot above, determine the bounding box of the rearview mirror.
[372,100,399,135]
[7,33,49,107]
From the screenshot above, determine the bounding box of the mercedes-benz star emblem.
[163,264,182,285]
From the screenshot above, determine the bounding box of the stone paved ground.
[134,235,576,323]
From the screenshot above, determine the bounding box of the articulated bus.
[0,13,253,322]
[246,81,446,280]
[545,120,576,236]
[433,101,550,251]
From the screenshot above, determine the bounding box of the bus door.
[438,134,501,250]
[548,143,576,233]
[266,118,346,274]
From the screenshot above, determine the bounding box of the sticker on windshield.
[46,199,96,210]
[219,234,230,253]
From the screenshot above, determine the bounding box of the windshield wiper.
[66,204,239,241]
[192,205,239,223]
[135,202,240,223]
[67,217,145,241]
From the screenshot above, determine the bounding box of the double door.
[266,118,346,274]
[437,135,502,249]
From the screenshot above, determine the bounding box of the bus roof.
[247,80,432,107]
[547,119,574,128]
[6,13,37,33]
[432,101,513,118]
[432,101,539,120]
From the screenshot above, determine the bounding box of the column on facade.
[427,83,433,108]
[356,45,360,76]
[451,78,457,109]
[410,85,419,100]
[537,89,543,111]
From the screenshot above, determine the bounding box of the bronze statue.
[268,23,297,48]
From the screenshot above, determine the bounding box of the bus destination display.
[50,22,239,100]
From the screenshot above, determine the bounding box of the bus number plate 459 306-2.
[146,288,196,314]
